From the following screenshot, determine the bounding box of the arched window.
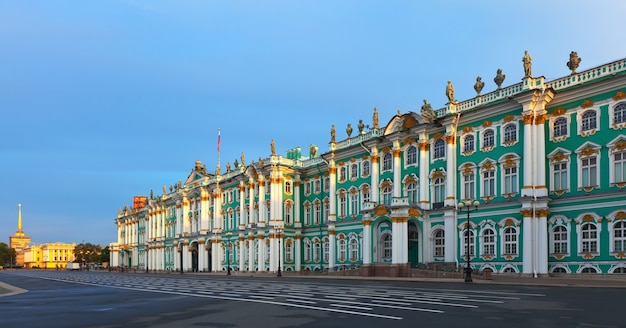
[482,229,495,256]
[503,267,517,273]
[614,221,626,253]
[323,239,329,263]
[433,229,445,257]
[350,163,358,180]
[284,202,293,225]
[433,139,446,159]
[407,146,417,165]
[483,129,495,148]
[581,223,598,253]
[464,135,475,153]
[552,267,567,273]
[383,153,392,171]
[463,230,475,257]
[285,241,293,262]
[338,192,347,218]
[581,110,597,131]
[433,177,445,204]
[552,225,568,254]
[338,239,346,262]
[581,267,598,273]
[382,234,392,261]
[503,226,517,255]
[349,238,359,261]
[350,189,359,216]
[504,124,517,143]
[381,185,392,205]
[314,202,321,224]
[304,241,311,262]
[362,161,370,177]
[553,117,568,137]
[406,182,418,204]
[285,181,292,194]
[614,102,626,124]
[339,167,347,181]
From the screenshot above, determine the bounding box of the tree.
[99,246,110,264]
[73,243,103,264]
[0,242,17,267]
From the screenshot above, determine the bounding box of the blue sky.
[1,0,625,246]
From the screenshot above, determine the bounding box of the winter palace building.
[111,52,626,276]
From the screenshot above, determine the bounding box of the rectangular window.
[482,170,495,197]
[504,166,518,194]
[463,173,475,200]
[553,162,568,191]
[581,157,598,187]
[350,193,359,216]
[614,152,626,183]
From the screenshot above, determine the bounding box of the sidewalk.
[192,270,626,288]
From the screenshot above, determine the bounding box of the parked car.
[66,263,81,271]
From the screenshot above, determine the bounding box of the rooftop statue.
[420,99,436,123]
[346,123,353,138]
[358,119,365,134]
[446,80,455,103]
[567,51,582,75]
[372,107,379,129]
[330,124,336,143]
[270,139,276,156]
[494,68,506,89]
[522,50,532,77]
[474,76,485,96]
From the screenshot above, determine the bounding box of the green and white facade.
[111,54,626,276]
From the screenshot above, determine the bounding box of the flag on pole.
[217,129,221,152]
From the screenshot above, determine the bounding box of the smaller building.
[9,204,31,266]
[23,243,76,269]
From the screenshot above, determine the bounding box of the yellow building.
[23,243,76,269]
[9,204,31,266]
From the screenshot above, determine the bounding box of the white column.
[445,135,457,207]
[200,189,210,233]
[182,197,190,234]
[393,145,401,198]
[419,141,430,209]
[538,215,548,274]
[295,236,301,271]
[328,161,337,269]
[362,218,372,265]
[444,211,456,262]
[258,179,266,224]
[258,236,266,272]
[522,215,533,274]
[248,180,256,225]
[240,184,247,226]
[328,229,336,269]
[248,238,255,271]
[239,238,246,271]
[197,241,205,271]
[371,150,380,203]
[294,176,301,226]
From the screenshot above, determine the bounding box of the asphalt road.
[0,271,622,328]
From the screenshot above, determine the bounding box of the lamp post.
[457,200,480,283]
[276,226,283,277]
[225,232,232,275]
[146,244,149,273]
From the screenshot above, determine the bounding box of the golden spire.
[14,203,25,237]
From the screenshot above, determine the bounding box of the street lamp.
[146,244,149,273]
[457,200,480,283]
[276,226,283,277]
[225,232,232,275]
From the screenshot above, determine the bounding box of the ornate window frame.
[575,142,602,192]
[501,122,518,146]
[459,162,477,201]
[606,135,626,188]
